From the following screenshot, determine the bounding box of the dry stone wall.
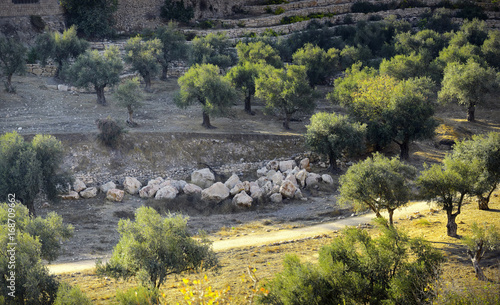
[0,0,62,17]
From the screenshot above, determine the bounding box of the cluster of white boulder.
[61,158,334,207]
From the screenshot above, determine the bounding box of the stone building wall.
[0,0,63,17]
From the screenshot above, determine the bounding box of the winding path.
[47,201,431,274]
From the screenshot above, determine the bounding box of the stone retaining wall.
[0,0,62,17]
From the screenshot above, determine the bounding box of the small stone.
[271,172,283,186]
[295,169,308,188]
[256,167,268,177]
[266,160,279,171]
[305,173,322,188]
[230,182,246,196]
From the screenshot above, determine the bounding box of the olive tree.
[438,59,498,122]
[255,65,314,130]
[0,203,73,304]
[96,206,218,289]
[190,33,236,69]
[114,78,143,127]
[452,132,500,210]
[124,36,162,91]
[335,73,437,159]
[292,43,340,86]
[305,112,366,173]
[35,26,89,77]
[235,41,283,68]
[258,219,444,305]
[0,132,69,216]
[462,222,500,281]
[339,153,417,225]
[226,61,263,115]
[417,157,480,237]
[66,46,123,105]
[176,63,237,129]
[0,36,26,93]
[153,22,189,80]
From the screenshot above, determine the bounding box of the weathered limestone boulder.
[266,160,279,171]
[295,169,308,188]
[305,173,322,188]
[148,177,164,186]
[191,168,215,188]
[224,174,241,190]
[80,187,98,199]
[106,189,125,202]
[279,160,296,172]
[183,183,203,195]
[243,181,251,193]
[280,180,297,199]
[256,167,268,177]
[155,185,178,200]
[290,166,300,175]
[230,182,246,196]
[266,169,277,179]
[270,184,281,195]
[256,176,269,187]
[73,179,86,192]
[201,182,230,202]
[322,174,334,185]
[100,181,116,194]
[173,180,187,192]
[139,185,160,198]
[285,174,299,188]
[250,182,264,200]
[271,172,283,186]
[295,189,305,200]
[233,191,253,207]
[270,193,283,203]
[123,177,142,194]
[299,158,311,171]
[61,191,80,200]
[262,181,273,195]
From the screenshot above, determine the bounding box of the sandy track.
[47,201,431,274]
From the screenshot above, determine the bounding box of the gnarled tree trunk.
[467,241,487,281]
[244,94,254,115]
[467,103,475,122]
[446,209,458,237]
[144,74,152,91]
[5,73,14,93]
[96,86,106,105]
[399,140,410,160]
[327,151,340,173]
[202,110,215,129]
[283,113,292,130]
[161,66,168,81]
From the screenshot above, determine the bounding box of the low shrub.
[54,284,92,305]
[274,7,285,15]
[116,286,161,305]
[96,116,124,148]
[160,0,194,23]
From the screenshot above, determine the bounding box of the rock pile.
[59,158,334,208]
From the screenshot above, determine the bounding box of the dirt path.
[47,200,431,274]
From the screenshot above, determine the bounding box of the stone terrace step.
[244,0,353,15]
[219,2,352,28]
[185,7,432,38]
